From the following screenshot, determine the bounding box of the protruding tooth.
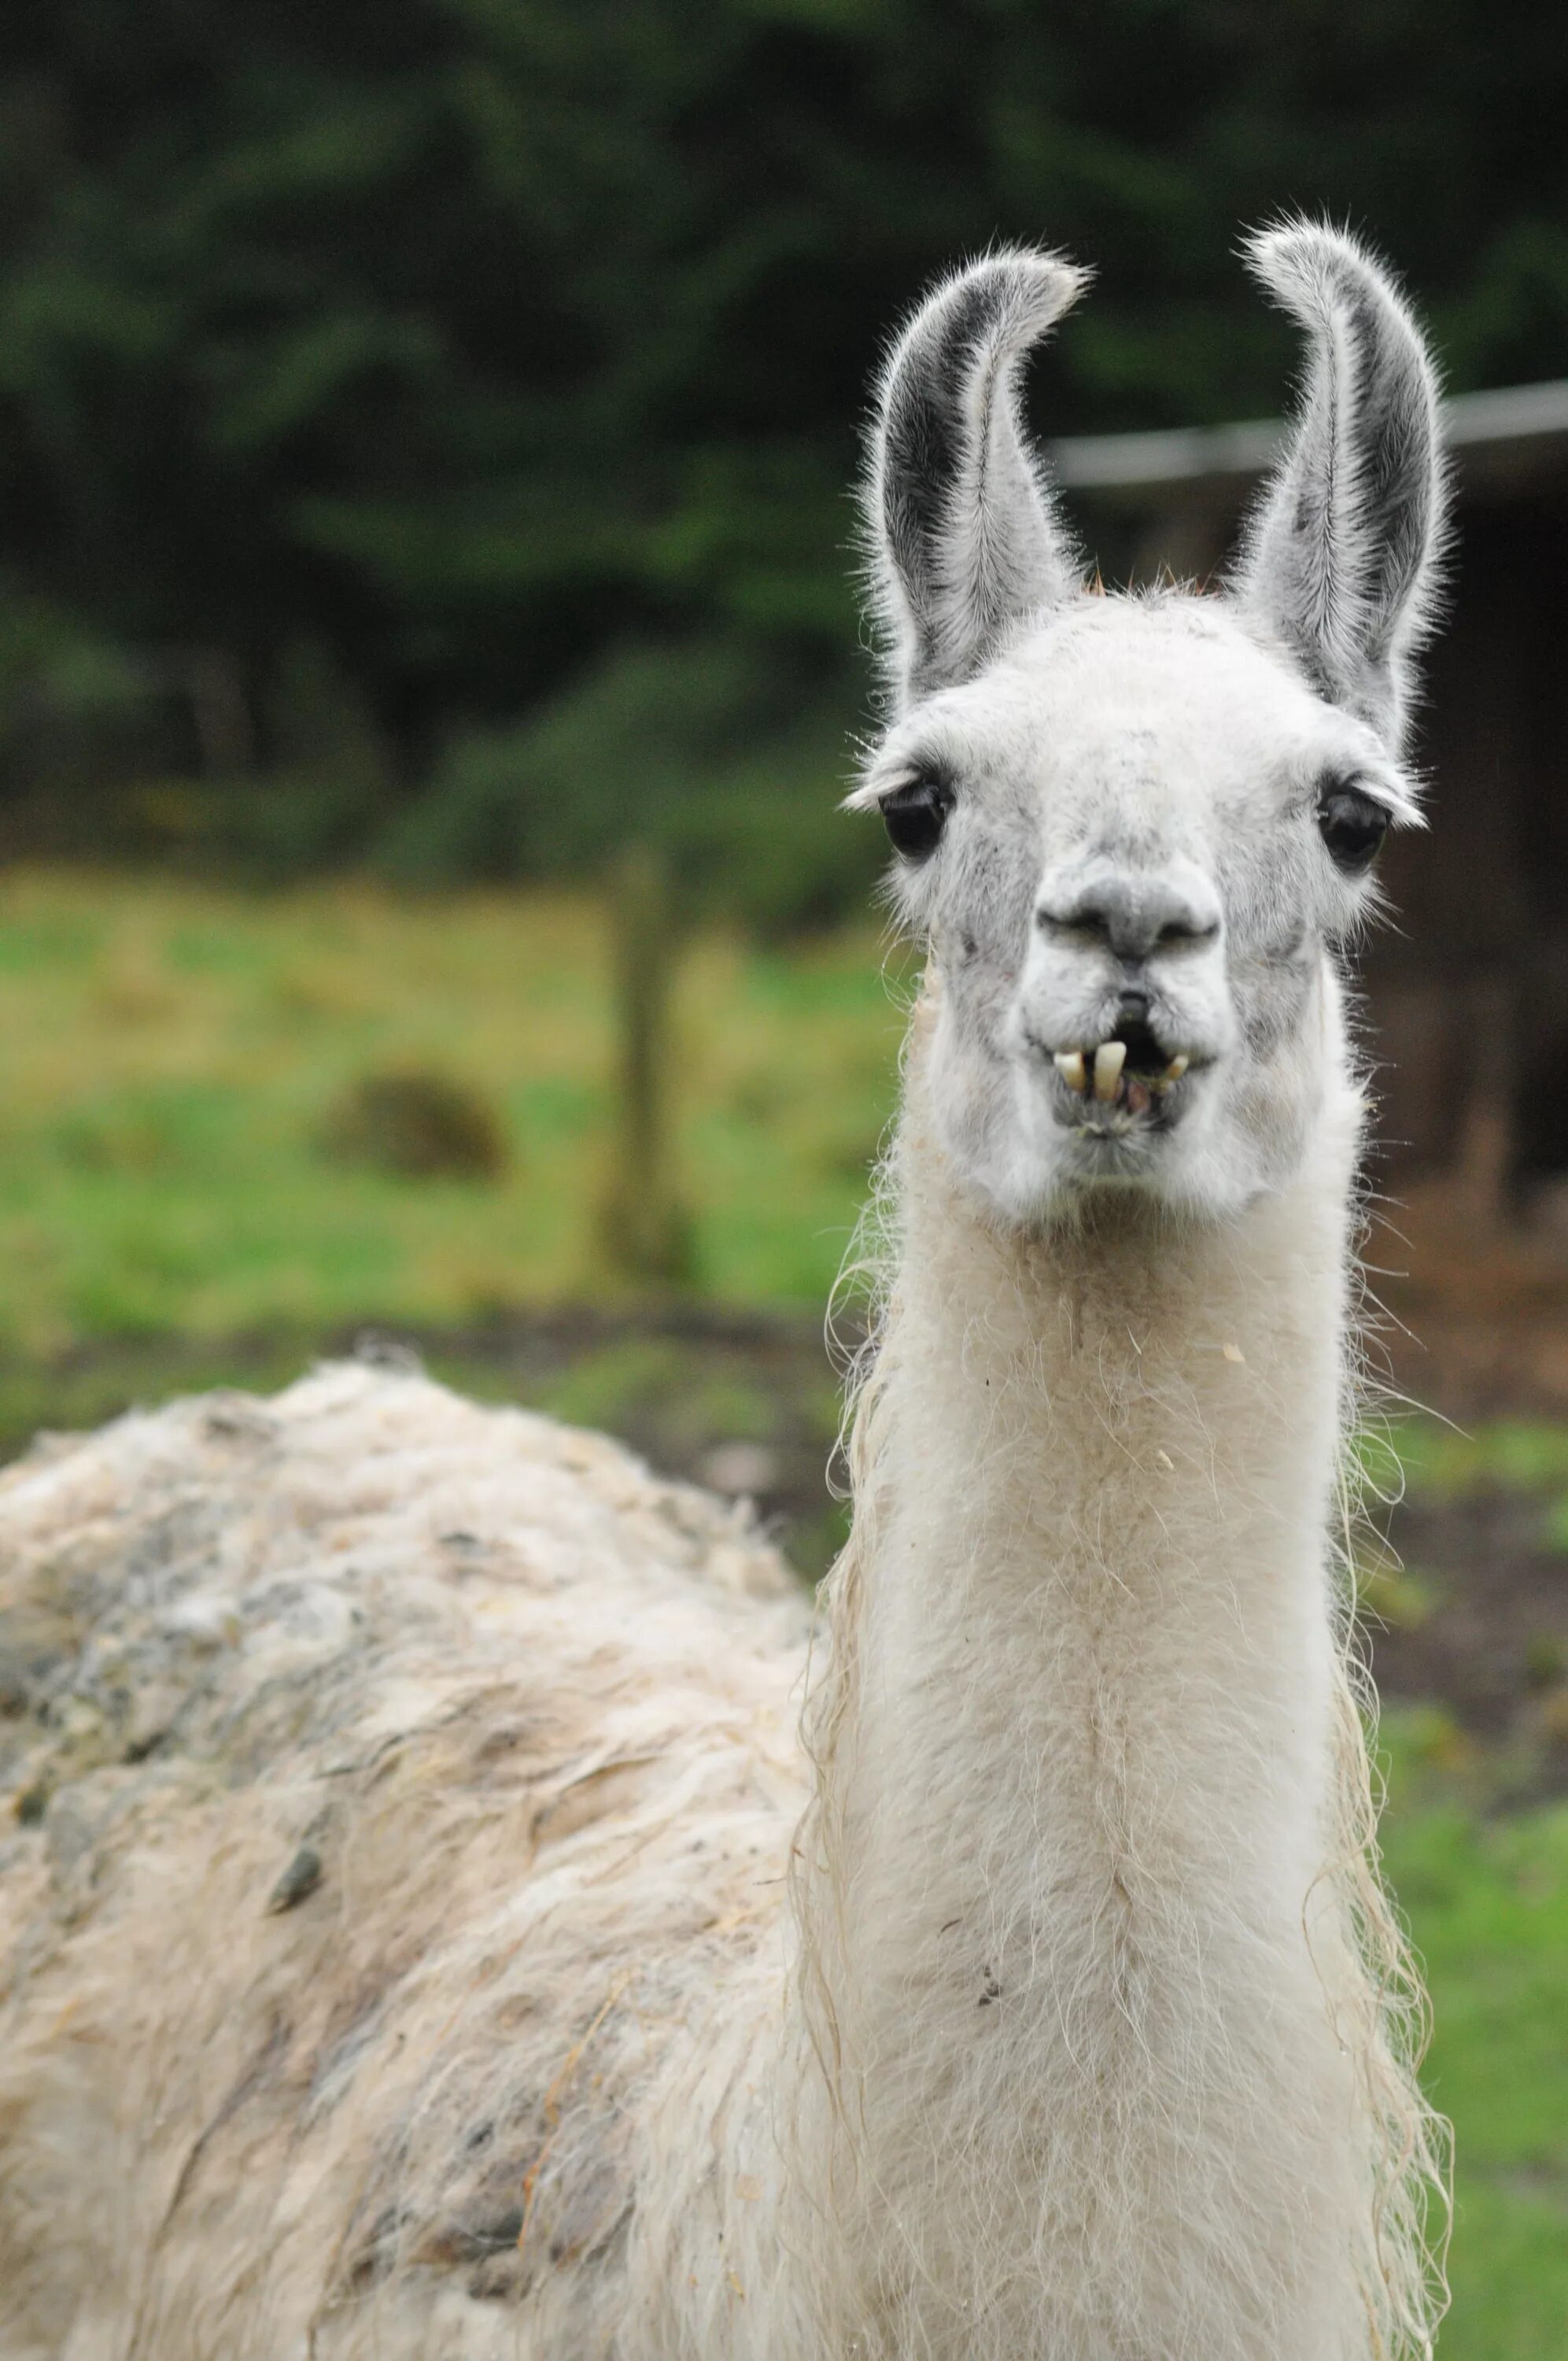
[1164,1054,1190,1081]
[1093,1040,1127,1102]
[1053,1049,1087,1094]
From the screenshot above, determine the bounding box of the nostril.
[1156,917,1219,950]
[1035,900,1109,941]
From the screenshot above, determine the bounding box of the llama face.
[855,592,1417,1221]
[858,227,1444,1224]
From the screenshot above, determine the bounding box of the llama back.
[0,1362,808,2359]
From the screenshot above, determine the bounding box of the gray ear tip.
[1241,216,1420,337]
[890,246,1090,369]
[968,243,1093,312]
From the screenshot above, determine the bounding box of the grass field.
[0,868,905,1351]
[1379,1739,1568,2356]
[0,867,1562,2353]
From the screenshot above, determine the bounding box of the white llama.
[0,220,1449,2360]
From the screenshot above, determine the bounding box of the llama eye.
[880,775,954,861]
[1317,783,1389,874]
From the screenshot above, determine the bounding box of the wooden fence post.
[598,842,693,1284]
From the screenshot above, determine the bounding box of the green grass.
[1386,1416,1568,1506]
[1380,1768,1568,2357]
[1367,1424,1568,2351]
[0,869,906,1350]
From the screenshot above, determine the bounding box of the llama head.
[852,224,1447,1225]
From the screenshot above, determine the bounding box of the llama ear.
[867,249,1088,708]
[1232,222,1447,748]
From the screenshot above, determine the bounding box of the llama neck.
[788,1026,1378,2359]
[852,1045,1361,1898]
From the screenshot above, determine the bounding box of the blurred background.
[0,6,1564,2347]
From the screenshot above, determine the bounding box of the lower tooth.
[1053,1050,1087,1093]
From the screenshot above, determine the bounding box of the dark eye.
[880,774,954,860]
[1317,782,1389,874]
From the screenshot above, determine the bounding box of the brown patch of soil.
[1369,1488,1568,1770]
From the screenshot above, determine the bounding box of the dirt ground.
[1368,1478,1567,1743]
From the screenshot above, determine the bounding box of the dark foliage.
[0,2,1563,903]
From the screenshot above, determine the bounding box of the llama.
[0,220,1449,2359]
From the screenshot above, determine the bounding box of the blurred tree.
[0,0,1562,875]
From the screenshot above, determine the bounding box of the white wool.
[0,1365,808,2359]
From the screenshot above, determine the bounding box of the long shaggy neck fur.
[784,985,1445,2360]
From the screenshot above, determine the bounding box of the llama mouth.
[1048,1022,1192,1125]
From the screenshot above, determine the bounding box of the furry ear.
[866,249,1088,709]
[1232,222,1446,748]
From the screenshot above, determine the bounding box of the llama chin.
[0,221,1451,2361]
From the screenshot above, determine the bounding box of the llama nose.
[1034,865,1221,963]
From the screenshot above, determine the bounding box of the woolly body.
[0,1367,808,2358]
